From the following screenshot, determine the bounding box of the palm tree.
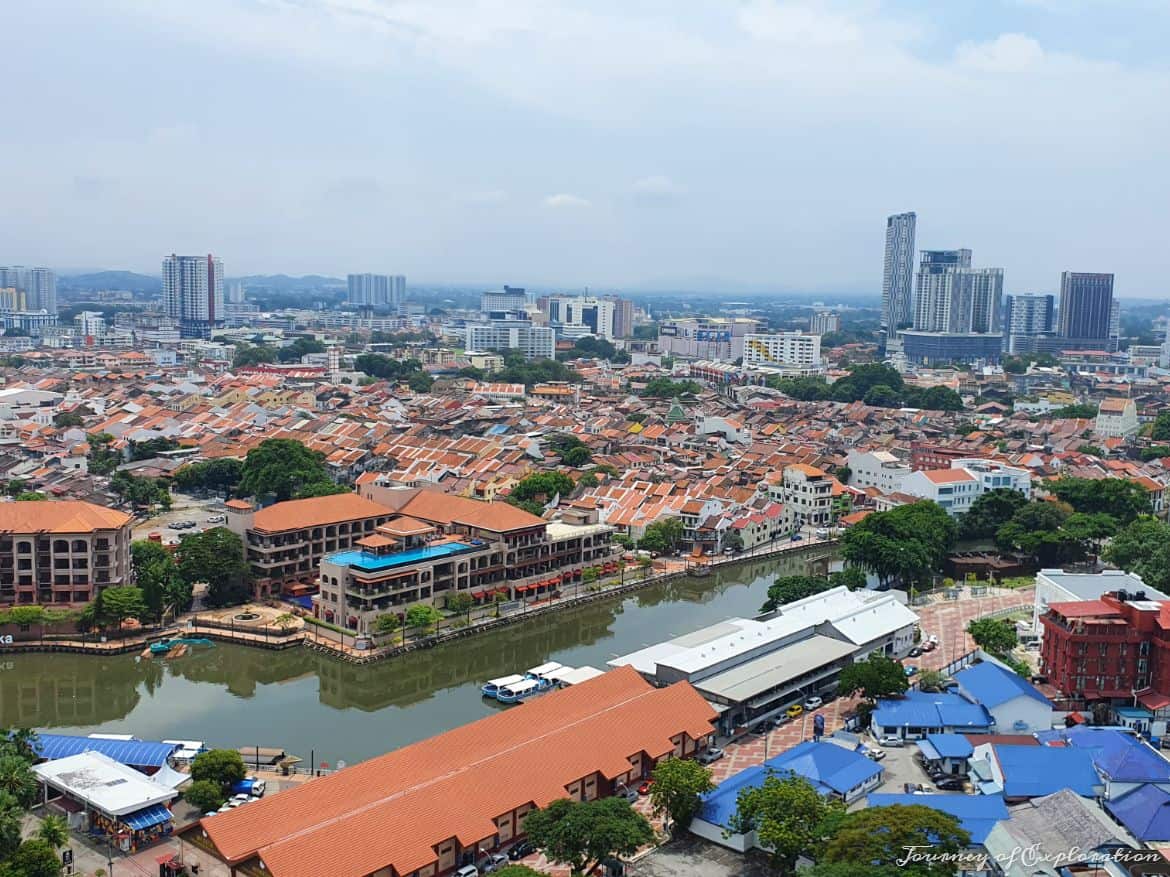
[0,755,38,809]
[37,814,69,848]
[0,727,39,761]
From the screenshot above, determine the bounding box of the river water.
[0,549,832,765]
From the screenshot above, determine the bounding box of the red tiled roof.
[1046,599,1119,618]
[401,490,546,533]
[0,500,131,534]
[200,667,716,877]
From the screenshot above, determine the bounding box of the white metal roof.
[610,586,918,678]
[33,751,177,816]
[526,661,563,677]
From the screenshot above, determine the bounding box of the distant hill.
[60,270,161,293]
[231,274,345,291]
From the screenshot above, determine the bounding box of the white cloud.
[542,193,591,209]
[955,33,1045,73]
[737,0,863,45]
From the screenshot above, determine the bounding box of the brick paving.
[913,585,1034,673]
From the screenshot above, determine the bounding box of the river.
[0,549,833,765]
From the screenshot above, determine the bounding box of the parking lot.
[130,492,229,543]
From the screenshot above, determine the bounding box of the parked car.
[616,783,638,802]
[878,735,904,747]
[814,528,830,539]
[206,514,226,523]
[776,713,793,726]
[508,842,536,861]
[481,853,508,873]
[697,748,725,765]
[907,647,922,658]
[790,534,803,541]
[455,866,479,877]
[929,634,939,643]
[638,778,655,795]
[921,641,936,652]
[803,696,823,710]
[865,747,886,761]
[786,704,804,718]
[935,777,966,791]
[904,665,919,677]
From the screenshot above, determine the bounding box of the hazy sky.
[3,1,1167,295]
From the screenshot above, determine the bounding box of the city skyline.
[1,1,1166,295]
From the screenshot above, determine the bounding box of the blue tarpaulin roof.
[34,735,178,769]
[121,804,173,831]
[867,793,1008,844]
[954,661,1052,708]
[698,742,882,827]
[1104,784,1170,841]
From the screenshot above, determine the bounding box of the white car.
[878,735,905,748]
[814,528,830,539]
[803,696,823,710]
[206,514,226,523]
[865,747,886,761]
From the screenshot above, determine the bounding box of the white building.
[74,311,106,337]
[162,253,224,339]
[347,274,405,307]
[782,464,833,527]
[545,296,617,340]
[657,317,760,362]
[480,287,527,314]
[950,458,1032,498]
[0,266,56,312]
[743,333,822,370]
[465,321,554,360]
[953,660,1054,734]
[846,449,910,493]
[1095,397,1139,439]
[810,311,841,335]
[898,468,981,515]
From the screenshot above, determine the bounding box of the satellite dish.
[336,760,347,770]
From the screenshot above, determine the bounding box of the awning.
[916,740,942,761]
[122,804,173,831]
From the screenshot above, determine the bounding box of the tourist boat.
[481,674,526,699]
[149,637,215,656]
[525,662,564,690]
[496,679,543,704]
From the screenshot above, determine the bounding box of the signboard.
[0,635,13,645]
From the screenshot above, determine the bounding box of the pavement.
[130,492,227,544]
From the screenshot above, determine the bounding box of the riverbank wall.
[3,539,838,664]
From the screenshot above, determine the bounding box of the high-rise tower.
[881,212,916,342]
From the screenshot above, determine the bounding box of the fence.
[187,616,301,640]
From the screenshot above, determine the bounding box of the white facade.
[1004,293,1055,354]
[0,266,56,312]
[881,212,916,335]
[480,287,527,314]
[347,274,405,307]
[162,253,224,338]
[1095,398,1139,438]
[914,251,1002,335]
[743,333,822,369]
[898,469,981,515]
[657,317,760,362]
[75,311,106,337]
[782,465,832,527]
[465,321,554,360]
[810,311,841,335]
[546,296,617,340]
[951,458,1032,498]
[847,449,910,493]
[1031,569,1161,634]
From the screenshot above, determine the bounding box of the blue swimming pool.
[326,541,475,572]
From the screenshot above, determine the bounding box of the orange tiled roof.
[401,489,546,532]
[250,494,393,533]
[199,667,716,877]
[0,500,131,533]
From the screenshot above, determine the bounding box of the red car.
[637,778,654,795]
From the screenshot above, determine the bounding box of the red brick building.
[1039,590,1170,702]
[909,442,970,472]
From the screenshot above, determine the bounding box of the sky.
[2,0,1167,296]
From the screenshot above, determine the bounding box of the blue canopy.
[121,804,173,831]
[34,734,178,769]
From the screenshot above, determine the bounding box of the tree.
[274,612,297,632]
[818,804,970,877]
[577,472,599,489]
[13,492,45,501]
[373,613,401,635]
[132,540,182,621]
[1104,517,1170,591]
[638,518,685,554]
[837,653,909,702]
[446,593,473,614]
[1048,403,1098,419]
[640,377,702,398]
[0,756,37,810]
[491,867,545,877]
[1062,511,1118,553]
[1152,411,1170,442]
[183,778,226,813]
[842,502,955,588]
[1,838,63,877]
[862,384,901,409]
[172,458,243,496]
[727,773,843,873]
[508,472,574,514]
[562,446,591,467]
[761,576,834,612]
[128,436,180,460]
[0,793,21,862]
[967,618,1018,656]
[237,438,335,502]
[35,815,69,849]
[957,488,1029,540]
[916,669,948,692]
[523,797,655,877]
[232,343,278,368]
[52,411,84,428]
[405,604,442,635]
[176,528,251,607]
[96,586,147,627]
[995,501,1084,566]
[86,432,121,476]
[648,758,714,831]
[1049,477,1151,524]
[190,749,246,793]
